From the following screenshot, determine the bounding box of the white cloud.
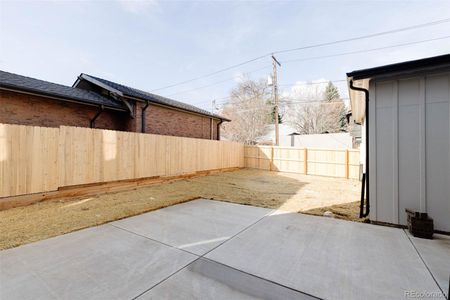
[117,0,159,14]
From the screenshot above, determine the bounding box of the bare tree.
[284,81,347,134]
[221,78,272,144]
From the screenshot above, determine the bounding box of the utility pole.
[211,99,216,114]
[272,54,281,146]
[210,99,216,140]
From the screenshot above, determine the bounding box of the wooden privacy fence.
[0,123,244,198]
[245,145,360,179]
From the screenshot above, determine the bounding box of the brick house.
[0,70,229,140]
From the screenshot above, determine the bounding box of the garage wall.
[369,72,450,232]
[425,74,450,232]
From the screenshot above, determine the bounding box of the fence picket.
[244,145,359,179]
[0,123,244,198]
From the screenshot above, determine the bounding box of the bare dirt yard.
[0,169,362,250]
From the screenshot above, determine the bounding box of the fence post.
[345,149,349,179]
[304,148,308,175]
[270,146,274,171]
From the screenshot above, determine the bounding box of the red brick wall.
[0,90,126,130]
[0,90,222,139]
[137,102,220,140]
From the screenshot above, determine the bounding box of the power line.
[212,95,233,102]
[190,96,231,108]
[282,97,350,104]
[221,95,350,108]
[150,55,268,93]
[167,77,235,97]
[200,95,350,111]
[191,80,347,106]
[233,99,350,114]
[149,18,450,93]
[280,35,450,64]
[169,34,450,105]
[166,65,271,97]
[189,96,230,106]
[278,79,347,87]
[273,18,450,55]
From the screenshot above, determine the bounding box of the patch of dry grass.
[0,169,361,250]
[303,201,369,222]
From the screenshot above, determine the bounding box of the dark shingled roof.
[80,74,230,121]
[347,54,450,80]
[0,70,126,110]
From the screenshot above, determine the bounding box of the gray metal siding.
[425,74,450,232]
[374,81,396,224]
[369,72,450,232]
[398,78,423,225]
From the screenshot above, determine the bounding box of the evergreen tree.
[269,104,283,124]
[325,82,347,131]
[324,81,340,102]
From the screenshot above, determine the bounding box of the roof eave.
[0,85,127,111]
[77,74,124,96]
[346,54,450,80]
[77,74,135,116]
[78,73,230,121]
[121,94,230,121]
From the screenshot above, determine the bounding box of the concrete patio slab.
[0,225,196,300]
[139,258,317,300]
[2,199,446,300]
[206,212,445,300]
[112,199,272,255]
[408,233,450,297]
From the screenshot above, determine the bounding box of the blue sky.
[1,0,449,111]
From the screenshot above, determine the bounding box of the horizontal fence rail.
[0,123,244,198]
[245,145,360,179]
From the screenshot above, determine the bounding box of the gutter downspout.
[210,118,213,140]
[90,105,104,128]
[216,119,224,140]
[349,80,370,218]
[141,101,150,133]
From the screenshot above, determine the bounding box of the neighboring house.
[257,124,298,146]
[258,124,354,149]
[346,110,362,148]
[291,132,353,149]
[0,71,229,140]
[347,54,450,232]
